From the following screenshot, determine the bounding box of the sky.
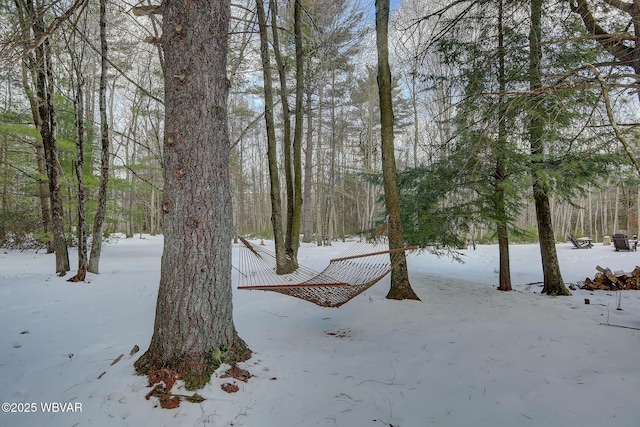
[0,235,638,426]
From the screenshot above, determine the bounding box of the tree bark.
[19,59,53,253]
[135,0,250,389]
[302,84,314,243]
[529,0,569,296]
[375,0,420,301]
[255,0,292,273]
[292,0,304,256]
[24,0,70,275]
[72,51,88,278]
[88,0,110,274]
[270,0,296,264]
[496,0,512,292]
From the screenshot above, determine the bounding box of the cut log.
[596,265,618,283]
[581,265,640,291]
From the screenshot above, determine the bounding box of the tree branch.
[602,0,633,14]
[569,0,635,65]
[132,5,163,16]
[30,0,88,57]
[591,65,640,178]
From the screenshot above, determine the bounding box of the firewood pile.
[578,265,640,291]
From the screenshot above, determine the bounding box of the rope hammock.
[235,236,417,307]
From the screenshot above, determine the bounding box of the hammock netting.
[235,236,416,307]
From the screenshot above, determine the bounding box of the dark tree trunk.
[135,0,250,389]
[19,61,53,253]
[529,0,569,296]
[29,0,69,275]
[302,86,314,243]
[72,58,88,278]
[255,0,293,274]
[292,0,304,257]
[88,0,110,274]
[270,0,300,268]
[496,0,512,292]
[375,0,420,301]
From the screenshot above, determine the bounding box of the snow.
[0,235,638,427]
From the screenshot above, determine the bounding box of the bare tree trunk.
[0,135,7,240]
[375,0,419,301]
[21,0,70,275]
[150,185,157,235]
[496,0,512,291]
[20,61,53,253]
[255,0,292,273]
[613,186,620,232]
[270,0,296,261]
[315,84,325,246]
[135,0,250,389]
[529,0,569,296]
[291,0,304,256]
[70,46,88,281]
[302,86,314,243]
[88,0,110,274]
[411,71,419,169]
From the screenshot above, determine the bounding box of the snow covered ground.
[0,235,638,427]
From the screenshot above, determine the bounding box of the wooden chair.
[612,233,637,252]
[567,233,593,249]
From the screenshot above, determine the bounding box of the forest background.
[1,0,639,262]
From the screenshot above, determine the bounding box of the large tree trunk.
[135,0,250,389]
[88,0,110,274]
[375,0,419,301]
[529,0,569,296]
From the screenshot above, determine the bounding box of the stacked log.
[579,266,640,291]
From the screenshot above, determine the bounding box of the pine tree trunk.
[529,0,569,296]
[375,0,419,301]
[135,0,250,389]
